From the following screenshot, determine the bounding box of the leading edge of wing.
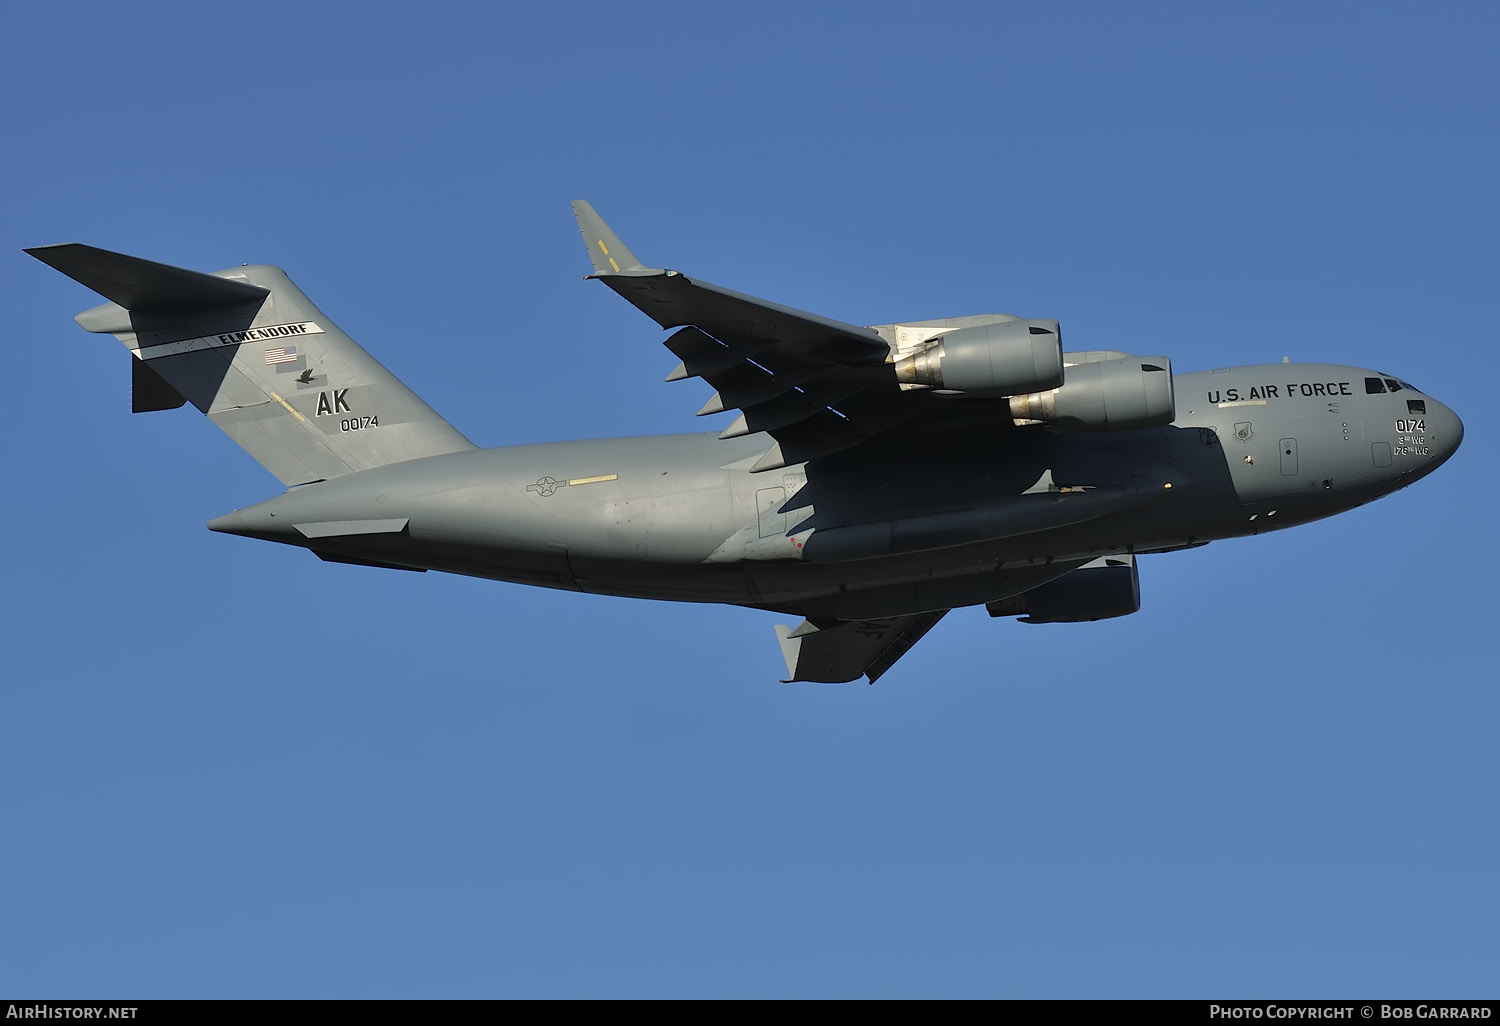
[569,200,886,358]
[570,202,903,471]
[774,611,948,684]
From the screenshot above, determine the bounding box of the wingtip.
[24,243,82,263]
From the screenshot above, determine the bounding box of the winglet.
[571,200,648,275]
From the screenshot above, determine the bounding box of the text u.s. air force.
[1208,381,1353,404]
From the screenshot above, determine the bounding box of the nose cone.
[1429,398,1464,469]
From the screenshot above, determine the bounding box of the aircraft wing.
[573,201,917,472]
[773,612,948,684]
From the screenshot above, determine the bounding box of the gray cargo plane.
[26,203,1462,683]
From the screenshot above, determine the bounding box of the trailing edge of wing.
[572,202,945,470]
[773,611,948,684]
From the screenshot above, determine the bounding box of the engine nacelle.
[893,319,1064,397]
[986,555,1140,623]
[1008,355,1175,430]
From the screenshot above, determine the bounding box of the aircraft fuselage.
[210,362,1462,619]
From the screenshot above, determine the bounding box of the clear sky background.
[1,1,1494,999]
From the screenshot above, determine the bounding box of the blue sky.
[1,1,1494,998]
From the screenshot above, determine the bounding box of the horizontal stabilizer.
[24,243,268,312]
[31,244,475,487]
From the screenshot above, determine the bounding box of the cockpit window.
[1384,378,1403,392]
[1365,377,1387,394]
[1407,399,1426,415]
[1400,380,1421,393]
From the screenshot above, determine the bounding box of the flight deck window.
[1400,380,1421,392]
[1365,377,1386,394]
[1407,400,1426,415]
[1384,378,1403,392]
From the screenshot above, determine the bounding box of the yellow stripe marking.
[608,257,620,272]
[269,390,306,423]
[596,240,610,256]
[568,474,618,486]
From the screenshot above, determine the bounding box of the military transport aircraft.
[26,203,1463,683]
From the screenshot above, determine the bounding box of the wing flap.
[744,392,923,470]
[663,326,768,377]
[572,202,925,468]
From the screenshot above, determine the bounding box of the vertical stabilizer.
[27,244,475,486]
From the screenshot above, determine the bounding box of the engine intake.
[1008,355,1175,430]
[893,319,1063,397]
[986,555,1140,623]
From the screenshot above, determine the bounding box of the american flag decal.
[264,346,299,365]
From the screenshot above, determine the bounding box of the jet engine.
[893,319,1064,397]
[1008,356,1175,430]
[986,555,1140,623]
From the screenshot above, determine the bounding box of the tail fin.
[26,244,474,486]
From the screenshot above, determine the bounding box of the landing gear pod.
[986,555,1141,623]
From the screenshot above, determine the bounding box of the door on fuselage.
[756,487,787,538]
[1279,438,1299,476]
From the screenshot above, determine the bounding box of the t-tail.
[25,244,475,486]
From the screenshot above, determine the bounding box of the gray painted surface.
[25,215,1464,684]
[24,244,474,487]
